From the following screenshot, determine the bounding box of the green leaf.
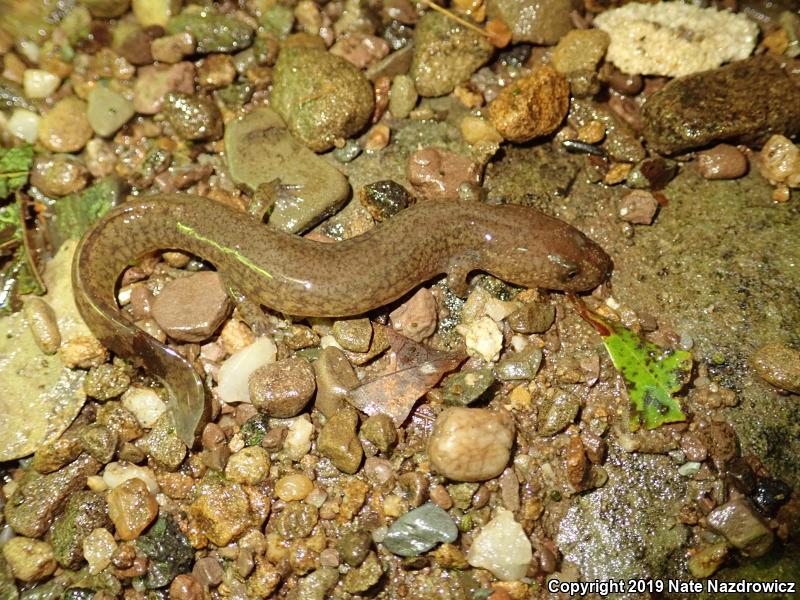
[0,246,45,315]
[52,177,122,243]
[574,300,691,431]
[0,144,34,199]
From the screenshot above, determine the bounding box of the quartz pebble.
[467,508,532,581]
[121,385,167,428]
[456,316,503,363]
[107,477,159,540]
[383,502,458,556]
[217,337,277,404]
[428,408,515,482]
[249,356,316,417]
[87,86,135,137]
[284,416,314,460]
[23,69,60,99]
[756,135,800,188]
[697,144,748,180]
[83,527,117,574]
[389,288,437,342]
[102,462,159,494]
[618,190,658,225]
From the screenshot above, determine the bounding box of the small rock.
[389,288,437,342]
[318,407,363,474]
[151,31,195,63]
[343,551,383,593]
[23,69,60,99]
[292,567,338,600]
[488,65,569,143]
[30,155,88,198]
[406,147,481,201]
[456,316,503,363]
[755,135,800,188]
[50,491,111,569]
[507,301,555,334]
[495,346,542,381]
[163,92,223,141]
[121,385,167,428]
[170,574,204,600]
[643,57,800,155]
[107,477,158,541]
[383,502,458,557]
[276,501,318,539]
[2,537,56,582]
[83,0,130,18]
[275,473,315,502]
[193,556,224,587]
[22,296,61,355]
[82,528,117,575]
[136,412,187,470]
[198,53,236,89]
[38,97,93,153]
[84,363,131,401]
[132,0,176,27]
[31,431,82,474]
[223,107,351,234]
[486,0,574,45]
[411,11,493,97]
[537,389,580,436]
[271,47,374,152]
[339,530,373,567]
[59,335,109,369]
[189,478,253,546]
[428,408,514,481]
[284,416,313,460]
[467,508,532,581]
[359,179,411,222]
[626,157,677,190]
[697,144,749,180]
[225,446,270,485]
[332,318,373,353]
[151,271,232,342]
[618,190,658,225]
[443,369,494,406]
[116,25,161,66]
[552,29,610,76]
[389,74,418,119]
[102,461,158,493]
[707,498,774,557]
[331,34,390,69]
[166,12,254,54]
[5,455,101,537]
[133,61,195,115]
[687,542,728,579]
[79,424,118,464]
[249,356,316,417]
[87,87,135,138]
[313,346,359,418]
[360,413,397,453]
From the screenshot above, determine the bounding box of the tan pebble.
[198,54,237,89]
[37,97,93,153]
[275,473,315,502]
[772,184,791,202]
[488,65,569,143]
[389,288,437,342]
[697,144,748,180]
[460,115,503,147]
[59,335,109,369]
[364,123,390,151]
[618,190,658,225]
[604,162,632,185]
[83,527,117,574]
[220,319,256,354]
[577,120,606,145]
[107,478,159,540]
[406,147,481,201]
[23,297,61,354]
[151,32,196,64]
[757,135,800,187]
[151,271,232,342]
[428,408,515,481]
[162,250,191,268]
[330,34,391,70]
[429,484,453,510]
[225,446,271,485]
[169,574,204,600]
[2,537,56,582]
[453,84,484,108]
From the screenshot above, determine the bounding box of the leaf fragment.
[0,144,34,199]
[573,298,691,431]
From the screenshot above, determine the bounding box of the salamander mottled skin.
[72,194,612,445]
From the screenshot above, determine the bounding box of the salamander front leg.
[445,251,480,297]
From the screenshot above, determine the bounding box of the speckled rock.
[5,455,101,537]
[79,424,118,464]
[276,501,318,539]
[2,538,56,582]
[643,56,800,155]
[249,356,316,417]
[360,413,397,453]
[225,446,270,485]
[343,551,383,593]
[290,567,338,600]
[164,92,223,141]
[30,155,88,198]
[84,362,131,401]
[406,147,482,201]
[135,412,187,470]
[389,288,437,342]
[488,66,569,143]
[224,107,351,233]
[752,343,800,394]
[383,502,458,556]
[486,0,576,45]
[49,491,110,569]
[151,271,232,342]
[428,408,515,482]
[318,407,363,474]
[87,87,135,138]
[707,498,774,557]
[271,47,374,152]
[332,318,373,353]
[107,477,158,541]
[189,478,253,546]
[166,12,254,54]
[411,12,493,97]
[38,97,93,153]
[133,61,195,115]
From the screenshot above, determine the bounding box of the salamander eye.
[563,267,579,281]
[548,255,580,283]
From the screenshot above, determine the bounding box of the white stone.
[594,3,758,77]
[284,415,313,460]
[102,462,159,494]
[217,336,277,404]
[121,385,167,428]
[467,508,532,581]
[83,528,117,575]
[7,109,41,143]
[456,316,503,362]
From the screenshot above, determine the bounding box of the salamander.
[72,194,612,444]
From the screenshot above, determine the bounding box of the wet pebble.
[428,408,515,482]
[164,92,223,141]
[136,412,187,470]
[30,155,88,198]
[225,446,271,485]
[102,462,158,493]
[495,346,542,381]
[2,537,56,582]
[275,473,314,502]
[343,551,383,593]
[359,179,410,222]
[332,318,373,353]
[443,369,494,406]
[697,144,748,180]
[488,66,569,143]
[116,25,162,65]
[389,288,437,342]
[538,389,580,436]
[193,556,224,587]
[707,498,774,557]
[486,0,574,45]
[85,363,131,401]
[339,530,373,567]
[618,190,659,225]
[756,135,800,188]
[165,12,254,54]
[752,343,800,393]
[428,484,453,510]
[389,74,418,119]
[383,502,458,557]
[82,527,117,574]
[271,47,374,152]
[411,12,493,97]
[23,297,61,353]
[313,347,359,418]
[249,356,315,417]
[331,34,390,69]
[276,501,318,539]
[456,316,503,363]
[468,508,532,581]
[189,478,252,546]
[318,407,363,474]
[151,31,195,63]
[38,97,93,153]
[87,86,135,138]
[107,477,158,540]
[121,385,167,428]
[170,574,204,600]
[360,413,397,453]
[198,54,236,89]
[687,542,727,579]
[59,335,109,369]
[507,300,555,334]
[406,147,481,201]
[133,61,195,115]
[151,271,232,342]
[50,490,110,569]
